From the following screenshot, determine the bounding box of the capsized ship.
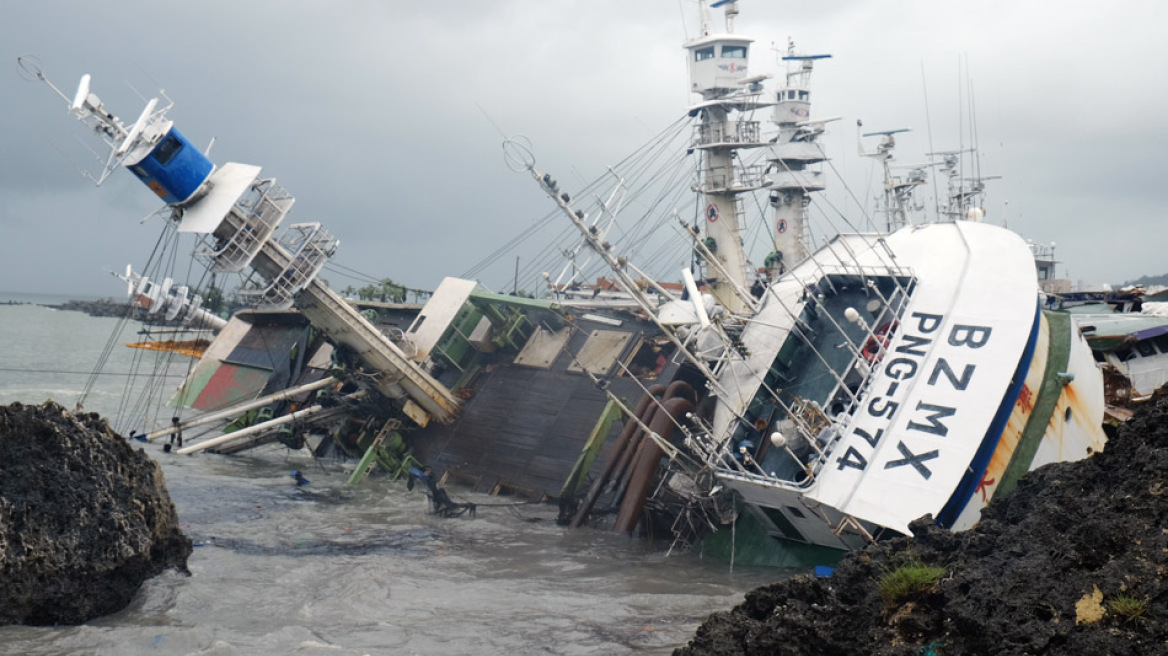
[496,0,1107,551]
[692,223,1107,549]
[19,56,687,510]
[25,0,1109,554]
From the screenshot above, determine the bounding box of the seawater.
[0,302,785,655]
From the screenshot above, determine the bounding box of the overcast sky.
[3,0,1166,298]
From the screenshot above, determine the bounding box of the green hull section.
[698,507,845,569]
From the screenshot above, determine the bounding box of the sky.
[2,0,1166,298]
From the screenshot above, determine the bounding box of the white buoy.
[770,431,787,448]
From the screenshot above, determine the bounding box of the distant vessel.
[24,0,1111,555]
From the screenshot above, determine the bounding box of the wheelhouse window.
[694,47,715,61]
[721,45,747,59]
[1152,333,1168,354]
[153,134,184,166]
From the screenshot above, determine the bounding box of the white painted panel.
[178,163,262,233]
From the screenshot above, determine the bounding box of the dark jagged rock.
[677,389,1168,655]
[0,401,191,625]
[44,298,188,326]
[44,298,134,318]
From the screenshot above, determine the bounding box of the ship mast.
[765,41,832,277]
[859,126,928,231]
[929,148,997,222]
[25,61,461,426]
[683,0,772,313]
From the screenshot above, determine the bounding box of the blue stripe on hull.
[935,302,1042,528]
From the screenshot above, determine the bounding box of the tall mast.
[929,148,996,222]
[859,126,928,230]
[24,61,461,426]
[765,41,832,277]
[683,0,772,313]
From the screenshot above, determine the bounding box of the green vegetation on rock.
[878,562,945,609]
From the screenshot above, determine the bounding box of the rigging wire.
[77,220,175,410]
[462,115,695,290]
[921,60,941,221]
[535,121,695,290]
[968,59,983,204]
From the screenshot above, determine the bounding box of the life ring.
[862,321,897,364]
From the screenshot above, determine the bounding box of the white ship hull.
[706,221,1107,550]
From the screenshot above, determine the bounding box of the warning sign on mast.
[777,218,788,234]
[706,203,719,222]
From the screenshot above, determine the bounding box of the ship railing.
[197,178,293,273]
[712,428,822,489]
[693,120,761,147]
[716,467,814,492]
[236,222,338,310]
[698,407,825,488]
[700,164,768,194]
[1030,242,1056,261]
[808,249,916,284]
[709,272,917,486]
[793,281,915,479]
[769,169,826,193]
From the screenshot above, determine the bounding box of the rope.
[461,114,694,291]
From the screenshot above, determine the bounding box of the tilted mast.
[25,61,461,426]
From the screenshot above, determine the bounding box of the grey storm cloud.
[2,0,1166,298]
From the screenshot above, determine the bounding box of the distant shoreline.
[25,298,187,326]
[41,298,134,318]
[0,291,107,306]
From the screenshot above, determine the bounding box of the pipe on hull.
[612,392,695,533]
[569,384,665,527]
[609,381,694,520]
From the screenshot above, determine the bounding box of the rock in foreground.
[677,390,1168,655]
[0,401,191,625]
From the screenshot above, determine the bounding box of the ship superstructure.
[858,127,929,231]
[766,43,832,274]
[25,0,1116,559]
[23,61,461,431]
[511,1,1109,553]
[684,0,773,313]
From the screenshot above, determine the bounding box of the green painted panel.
[191,362,272,411]
[997,311,1072,497]
[170,359,222,410]
[698,506,844,569]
